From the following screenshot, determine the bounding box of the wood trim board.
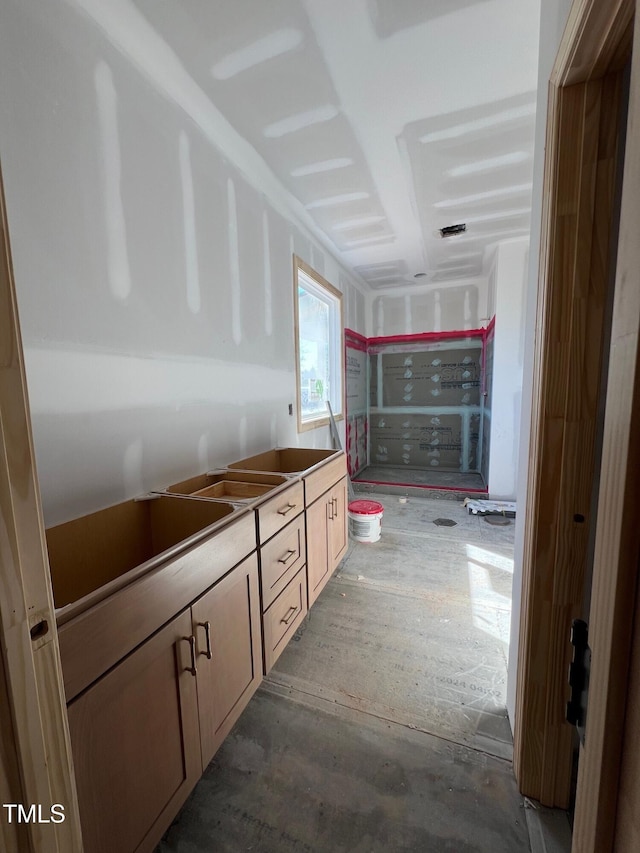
[515,3,640,851]
[0,163,83,849]
[293,255,345,434]
[514,70,624,807]
[571,7,640,849]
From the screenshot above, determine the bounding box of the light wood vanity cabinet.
[307,475,348,607]
[54,449,348,851]
[66,554,262,853]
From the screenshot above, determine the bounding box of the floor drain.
[433,518,457,527]
[485,515,511,526]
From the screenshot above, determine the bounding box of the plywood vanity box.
[164,466,309,673]
[227,448,349,608]
[47,495,262,853]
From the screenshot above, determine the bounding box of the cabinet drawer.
[303,453,347,506]
[256,480,304,543]
[262,568,308,673]
[260,515,306,610]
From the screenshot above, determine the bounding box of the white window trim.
[293,256,344,433]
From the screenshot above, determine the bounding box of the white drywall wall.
[507,0,574,727]
[487,238,529,499]
[370,277,490,337]
[0,0,367,526]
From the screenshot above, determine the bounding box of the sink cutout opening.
[166,470,288,501]
[228,447,337,474]
[46,496,235,609]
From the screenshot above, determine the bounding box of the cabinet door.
[67,610,200,853]
[329,476,348,570]
[192,554,262,768]
[306,494,329,608]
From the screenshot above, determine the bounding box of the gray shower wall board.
[367,339,485,474]
[370,412,480,471]
[379,348,482,408]
[345,341,368,477]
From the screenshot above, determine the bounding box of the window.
[293,257,343,432]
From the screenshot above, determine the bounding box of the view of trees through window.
[298,284,331,419]
[294,260,342,431]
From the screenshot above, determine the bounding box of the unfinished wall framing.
[0,163,83,851]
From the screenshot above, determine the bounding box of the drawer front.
[257,480,304,543]
[260,516,306,610]
[303,453,347,506]
[262,568,308,673]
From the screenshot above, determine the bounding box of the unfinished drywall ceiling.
[130,0,540,292]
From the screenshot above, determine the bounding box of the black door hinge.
[566,618,590,745]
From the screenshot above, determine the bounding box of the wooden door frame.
[0,165,82,850]
[570,3,640,849]
[513,0,638,842]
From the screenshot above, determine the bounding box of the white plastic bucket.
[348,499,384,543]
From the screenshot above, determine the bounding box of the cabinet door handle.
[332,497,338,515]
[327,499,334,521]
[278,548,297,564]
[280,605,298,625]
[198,621,213,660]
[183,635,197,676]
[277,502,297,516]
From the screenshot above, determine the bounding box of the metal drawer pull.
[198,621,213,659]
[278,548,297,564]
[277,502,297,516]
[280,605,298,625]
[183,635,197,676]
[327,500,334,520]
[332,497,338,515]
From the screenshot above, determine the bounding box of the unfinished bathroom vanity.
[46,448,348,853]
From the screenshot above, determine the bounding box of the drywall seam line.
[94,59,131,301]
[179,130,201,314]
[404,293,412,335]
[69,0,370,297]
[227,177,242,345]
[263,210,273,336]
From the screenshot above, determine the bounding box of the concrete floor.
[353,466,487,500]
[353,465,487,490]
[158,495,532,852]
